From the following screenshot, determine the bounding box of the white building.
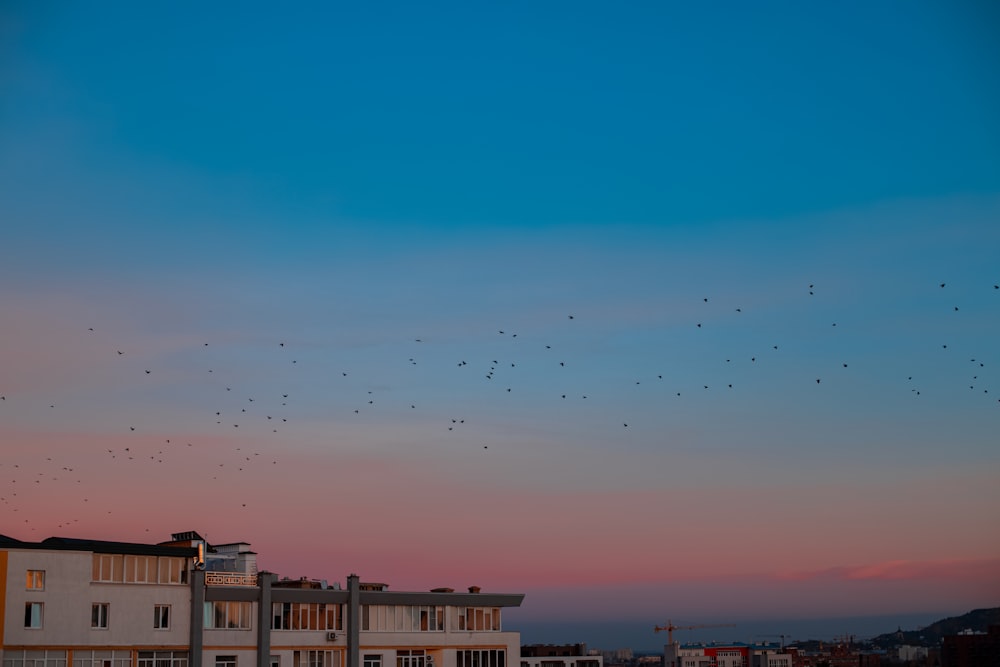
[1,531,524,667]
[664,643,792,667]
[520,644,601,667]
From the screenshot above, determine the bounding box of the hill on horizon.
[870,607,1000,648]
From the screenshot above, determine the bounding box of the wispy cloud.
[776,557,1000,583]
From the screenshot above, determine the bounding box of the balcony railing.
[205,572,258,587]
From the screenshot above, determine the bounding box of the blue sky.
[1,1,999,644]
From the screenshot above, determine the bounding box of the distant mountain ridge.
[870,608,1000,648]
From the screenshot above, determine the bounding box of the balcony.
[205,572,258,587]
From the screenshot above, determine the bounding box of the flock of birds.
[1,279,997,534]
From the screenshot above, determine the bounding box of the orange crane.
[654,619,736,644]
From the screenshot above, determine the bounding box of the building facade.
[520,644,602,667]
[941,626,1000,667]
[1,532,524,667]
[664,643,792,667]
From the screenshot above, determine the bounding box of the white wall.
[3,549,190,648]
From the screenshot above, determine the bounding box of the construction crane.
[654,619,736,644]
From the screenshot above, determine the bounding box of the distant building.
[663,643,791,667]
[784,639,865,667]
[897,645,928,662]
[521,644,602,667]
[941,625,1000,667]
[1,530,525,667]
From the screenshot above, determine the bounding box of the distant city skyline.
[1,1,998,646]
[513,612,968,652]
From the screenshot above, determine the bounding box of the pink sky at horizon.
[3,277,998,620]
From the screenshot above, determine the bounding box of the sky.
[2,0,1000,649]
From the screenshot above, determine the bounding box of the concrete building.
[1,531,524,667]
[664,643,792,667]
[520,644,601,667]
[941,625,1000,667]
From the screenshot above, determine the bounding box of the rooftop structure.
[1,531,525,667]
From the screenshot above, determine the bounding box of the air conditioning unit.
[326,632,338,641]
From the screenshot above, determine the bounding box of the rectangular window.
[26,570,45,590]
[456,607,501,631]
[204,601,252,629]
[271,603,342,630]
[92,555,185,584]
[360,605,442,632]
[137,653,187,667]
[154,605,170,629]
[396,651,425,667]
[363,657,381,667]
[3,650,69,667]
[292,653,339,667]
[92,554,124,583]
[158,558,187,584]
[215,657,236,667]
[25,602,43,629]
[74,650,132,667]
[92,603,109,629]
[456,651,504,667]
[124,555,159,583]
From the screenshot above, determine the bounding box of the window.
[26,570,45,590]
[137,653,187,667]
[124,555,158,583]
[92,554,124,582]
[3,650,68,667]
[204,601,251,629]
[158,558,187,584]
[92,603,109,629]
[456,607,501,631]
[292,653,338,667]
[396,651,425,667]
[456,651,505,667]
[154,605,170,629]
[360,605,442,632]
[73,650,131,667]
[25,602,43,629]
[92,555,186,584]
[215,657,236,667]
[272,603,342,630]
[364,657,381,667]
